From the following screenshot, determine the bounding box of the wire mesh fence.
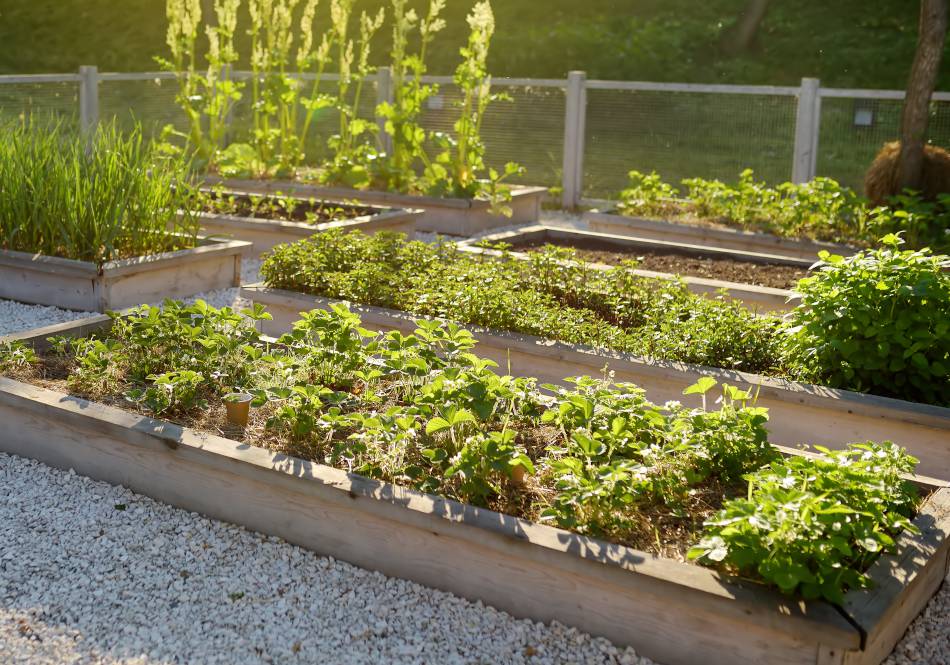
[1,69,948,206]
[817,97,950,190]
[582,87,799,198]
[0,80,79,125]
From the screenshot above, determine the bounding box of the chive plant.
[0,120,200,267]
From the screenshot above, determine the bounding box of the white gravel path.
[0,452,650,665]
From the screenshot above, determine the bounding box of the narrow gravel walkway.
[0,453,651,665]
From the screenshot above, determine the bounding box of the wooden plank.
[0,376,865,665]
[204,177,547,235]
[841,489,950,665]
[243,286,950,480]
[0,313,114,348]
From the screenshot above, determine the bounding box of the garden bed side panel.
[204,176,546,236]
[455,233,800,313]
[242,285,950,481]
[0,241,248,312]
[584,211,859,261]
[0,376,864,665]
[195,209,420,257]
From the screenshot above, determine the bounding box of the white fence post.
[79,65,99,136]
[562,71,587,209]
[376,66,394,156]
[792,77,820,183]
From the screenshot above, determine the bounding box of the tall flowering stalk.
[159,0,242,168]
[376,0,445,192]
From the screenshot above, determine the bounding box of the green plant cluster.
[782,235,950,406]
[1,301,921,604]
[196,186,362,224]
[260,230,784,374]
[161,0,520,213]
[618,169,950,251]
[0,120,200,266]
[690,442,918,604]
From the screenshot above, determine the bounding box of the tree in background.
[898,0,947,191]
[720,0,771,55]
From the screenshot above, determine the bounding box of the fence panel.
[581,85,799,199]
[0,78,80,124]
[817,96,950,190]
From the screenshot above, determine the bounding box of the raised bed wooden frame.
[456,224,801,312]
[193,191,422,257]
[204,176,547,236]
[241,284,950,481]
[583,210,859,261]
[0,237,250,312]
[0,316,948,665]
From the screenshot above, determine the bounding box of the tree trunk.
[898,0,948,191]
[721,0,771,55]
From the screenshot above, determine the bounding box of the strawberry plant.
[690,442,919,604]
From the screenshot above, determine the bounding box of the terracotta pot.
[224,393,253,427]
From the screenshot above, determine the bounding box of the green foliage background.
[1,0,948,89]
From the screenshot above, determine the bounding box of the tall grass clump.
[0,120,200,267]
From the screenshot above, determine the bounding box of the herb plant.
[0,120,200,266]
[781,235,950,406]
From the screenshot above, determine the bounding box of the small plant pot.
[224,393,253,428]
[510,465,527,487]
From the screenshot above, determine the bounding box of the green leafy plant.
[19,299,926,601]
[617,170,679,218]
[0,120,200,266]
[690,442,919,604]
[261,230,783,374]
[0,341,38,373]
[781,234,950,406]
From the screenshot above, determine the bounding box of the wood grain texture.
[0,376,867,665]
[841,489,950,665]
[203,176,546,235]
[0,239,249,312]
[583,211,858,261]
[244,285,950,480]
[195,208,420,257]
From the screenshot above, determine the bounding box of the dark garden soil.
[201,192,378,224]
[518,238,809,289]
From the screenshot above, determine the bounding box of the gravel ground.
[0,453,650,665]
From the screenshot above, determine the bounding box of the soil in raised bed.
[516,237,809,290]
[200,191,379,224]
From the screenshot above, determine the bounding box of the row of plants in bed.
[615,169,950,252]
[0,299,923,604]
[260,229,950,407]
[0,120,200,266]
[163,0,523,214]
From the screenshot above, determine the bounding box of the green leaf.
[683,376,718,396]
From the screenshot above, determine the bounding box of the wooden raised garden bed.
[242,284,950,481]
[1,315,948,665]
[583,210,859,261]
[458,225,805,312]
[0,238,249,312]
[204,176,547,237]
[193,190,422,257]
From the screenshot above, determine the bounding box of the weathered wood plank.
[841,489,950,665]
[204,176,546,235]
